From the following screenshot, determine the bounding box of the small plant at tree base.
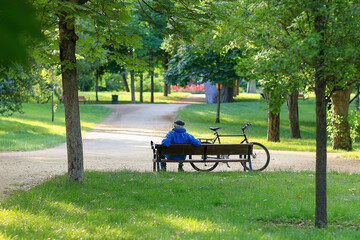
[327,110,360,145]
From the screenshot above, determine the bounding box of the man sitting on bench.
[161,120,201,172]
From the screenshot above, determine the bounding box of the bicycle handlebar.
[241,122,252,131]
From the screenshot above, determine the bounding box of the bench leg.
[156,157,160,172]
[248,153,253,171]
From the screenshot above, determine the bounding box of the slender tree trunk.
[286,90,301,138]
[130,70,136,104]
[122,73,130,92]
[163,52,170,96]
[130,49,136,104]
[58,0,84,182]
[95,70,99,102]
[139,72,143,103]
[331,87,354,150]
[150,53,154,103]
[216,83,221,123]
[314,5,327,228]
[267,110,280,142]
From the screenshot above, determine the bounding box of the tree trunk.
[216,84,221,123]
[233,79,240,97]
[267,110,280,142]
[220,84,234,103]
[58,1,84,182]
[139,72,143,103]
[95,70,99,102]
[204,81,217,103]
[286,90,301,138]
[130,70,136,104]
[122,73,130,92]
[355,85,359,112]
[314,6,327,228]
[246,80,257,93]
[150,53,154,103]
[331,86,354,151]
[163,52,169,96]
[129,49,136,104]
[150,69,154,103]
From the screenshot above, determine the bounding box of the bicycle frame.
[208,131,249,144]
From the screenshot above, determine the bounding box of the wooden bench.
[298,94,309,100]
[59,96,88,104]
[151,143,253,172]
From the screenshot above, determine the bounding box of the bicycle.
[191,123,270,172]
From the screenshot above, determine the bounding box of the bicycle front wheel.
[190,141,219,171]
[242,142,270,171]
[190,161,219,172]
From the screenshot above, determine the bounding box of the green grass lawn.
[0,104,112,151]
[2,92,360,153]
[1,171,360,239]
[77,91,191,104]
[179,94,360,153]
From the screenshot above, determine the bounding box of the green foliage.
[0,0,43,66]
[328,110,360,144]
[164,44,240,87]
[1,171,360,238]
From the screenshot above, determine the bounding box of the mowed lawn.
[1,93,360,239]
[1,171,360,239]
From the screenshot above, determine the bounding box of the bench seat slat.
[159,144,253,155]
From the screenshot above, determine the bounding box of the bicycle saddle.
[209,127,221,131]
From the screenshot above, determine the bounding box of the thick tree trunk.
[220,84,234,103]
[122,73,130,92]
[286,90,301,138]
[58,2,84,182]
[331,87,354,151]
[267,110,280,142]
[204,81,217,103]
[246,80,257,93]
[216,84,221,123]
[233,79,240,97]
[139,72,143,103]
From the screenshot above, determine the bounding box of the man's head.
[173,120,185,129]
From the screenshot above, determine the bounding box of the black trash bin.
[112,95,118,104]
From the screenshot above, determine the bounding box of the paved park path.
[1,94,360,199]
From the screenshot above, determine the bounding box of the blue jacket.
[162,128,201,160]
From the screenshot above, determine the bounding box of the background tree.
[33,0,136,182]
[165,44,240,122]
[221,0,360,228]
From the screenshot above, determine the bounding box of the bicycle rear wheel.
[242,142,270,171]
[190,141,219,171]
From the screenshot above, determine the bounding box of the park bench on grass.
[58,96,88,104]
[151,143,253,172]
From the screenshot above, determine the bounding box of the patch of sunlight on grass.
[161,213,230,233]
[337,154,360,160]
[49,201,87,215]
[6,118,66,134]
[80,121,98,130]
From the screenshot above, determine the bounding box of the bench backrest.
[157,144,253,155]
